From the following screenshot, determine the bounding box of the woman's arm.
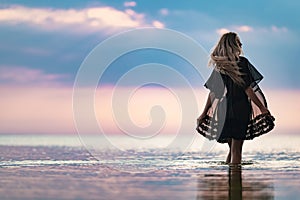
[245,87,269,114]
[197,92,214,123]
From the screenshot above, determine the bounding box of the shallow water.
[0,134,299,200]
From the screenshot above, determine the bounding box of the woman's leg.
[230,139,244,164]
[226,139,232,164]
[239,140,244,155]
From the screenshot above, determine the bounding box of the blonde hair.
[209,32,244,85]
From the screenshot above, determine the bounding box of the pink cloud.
[235,25,253,32]
[271,25,288,33]
[160,8,169,16]
[124,1,137,7]
[21,47,52,56]
[216,25,289,36]
[216,25,253,35]
[152,20,165,28]
[216,28,230,35]
[0,66,68,86]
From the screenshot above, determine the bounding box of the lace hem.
[196,113,275,143]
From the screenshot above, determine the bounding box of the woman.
[196,32,275,164]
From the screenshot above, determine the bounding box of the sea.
[0,133,299,200]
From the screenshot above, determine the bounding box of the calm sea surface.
[0,133,299,200]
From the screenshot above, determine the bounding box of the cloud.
[216,25,289,36]
[152,20,165,28]
[21,47,52,56]
[235,25,253,32]
[124,1,137,7]
[0,5,164,34]
[160,8,169,16]
[271,25,288,33]
[0,66,68,86]
[216,25,253,35]
[216,28,230,35]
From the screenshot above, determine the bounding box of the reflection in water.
[229,167,243,199]
[197,167,274,200]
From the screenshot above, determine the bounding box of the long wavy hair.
[209,32,244,86]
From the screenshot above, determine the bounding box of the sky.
[0,0,299,135]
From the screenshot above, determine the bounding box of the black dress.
[196,56,275,143]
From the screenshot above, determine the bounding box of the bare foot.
[229,163,242,169]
